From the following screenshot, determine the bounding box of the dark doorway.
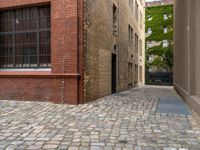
[112,54,117,94]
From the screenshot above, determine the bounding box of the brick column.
[51,0,84,104]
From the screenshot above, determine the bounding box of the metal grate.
[156,96,191,115]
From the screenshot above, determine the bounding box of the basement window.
[0,6,51,68]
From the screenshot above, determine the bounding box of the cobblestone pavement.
[0,86,200,150]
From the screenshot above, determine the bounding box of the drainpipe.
[61,60,65,104]
[77,0,82,104]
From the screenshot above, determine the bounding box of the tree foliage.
[148,44,173,72]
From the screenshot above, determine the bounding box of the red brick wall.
[0,0,84,104]
[0,77,78,104]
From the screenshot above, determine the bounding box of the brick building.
[0,0,145,104]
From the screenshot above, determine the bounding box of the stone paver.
[0,86,200,150]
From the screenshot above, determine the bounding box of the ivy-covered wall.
[145,4,173,73]
[146,5,173,41]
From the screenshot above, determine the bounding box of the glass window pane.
[8,47,13,56]
[7,55,14,68]
[40,18,47,29]
[0,56,2,67]
[15,45,22,55]
[47,31,50,43]
[22,46,29,67]
[39,55,46,67]
[47,55,51,66]
[4,46,8,58]
[30,45,37,55]
[40,32,47,43]
[47,43,50,55]
[15,55,22,67]
[0,46,2,57]
[22,20,30,30]
[0,35,5,45]
[15,10,22,31]
[22,33,30,44]
[22,56,29,67]
[15,33,22,45]
[22,46,29,56]
[30,19,37,30]
[15,19,22,31]
[30,32,37,44]
[22,8,30,19]
[1,46,6,67]
[39,43,46,55]
[47,17,50,28]
[31,7,38,19]
[0,12,6,22]
[5,21,12,32]
[30,56,37,66]
[5,34,12,45]
[6,11,14,22]
[0,46,4,67]
[40,6,50,17]
[0,22,5,32]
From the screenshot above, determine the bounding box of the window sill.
[0,70,80,79]
[0,68,51,72]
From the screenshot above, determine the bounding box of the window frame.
[128,25,133,48]
[0,5,51,69]
[163,40,169,47]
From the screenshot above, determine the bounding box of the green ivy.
[145,4,173,72]
[146,5,173,42]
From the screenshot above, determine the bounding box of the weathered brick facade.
[0,0,84,104]
[84,0,145,102]
[0,0,145,104]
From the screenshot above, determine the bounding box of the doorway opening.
[112,54,117,94]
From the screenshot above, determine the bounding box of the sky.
[145,0,160,2]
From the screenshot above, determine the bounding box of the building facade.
[84,0,145,102]
[0,0,145,104]
[145,1,173,73]
[145,0,173,85]
[174,0,200,118]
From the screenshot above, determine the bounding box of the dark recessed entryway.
[111,54,117,94]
